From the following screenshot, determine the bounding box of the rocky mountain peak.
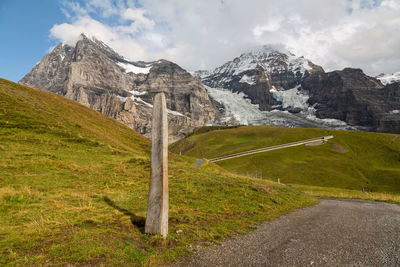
[334,68,384,90]
[245,44,292,59]
[19,34,221,142]
[76,33,124,61]
[202,45,324,90]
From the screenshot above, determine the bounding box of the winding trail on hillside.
[173,199,400,266]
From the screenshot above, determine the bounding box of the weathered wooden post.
[145,92,168,238]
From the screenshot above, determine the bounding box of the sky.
[0,0,400,82]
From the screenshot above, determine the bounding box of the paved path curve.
[173,199,400,266]
[209,135,334,162]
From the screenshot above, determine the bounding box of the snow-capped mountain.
[200,46,400,133]
[203,45,323,88]
[201,45,324,112]
[200,45,352,129]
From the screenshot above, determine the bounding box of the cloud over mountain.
[50,0,400,76]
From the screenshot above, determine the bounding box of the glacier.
[239,74,256,85]
[269,85,309,110]
[206,85,356,130]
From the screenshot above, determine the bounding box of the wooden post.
[145,92,168,238]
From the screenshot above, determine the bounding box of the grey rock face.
[20,34,221,142]
[302,68,400,133]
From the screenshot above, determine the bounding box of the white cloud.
[50,17,118,46]
[118,8,155,34]
[50,0,400,76]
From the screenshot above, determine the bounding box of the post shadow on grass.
[103,196,146,232]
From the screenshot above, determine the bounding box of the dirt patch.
[331,143,349,154]
[305,140,324,146]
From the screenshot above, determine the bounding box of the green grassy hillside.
[171,126,400,195]
[0,78,316,266]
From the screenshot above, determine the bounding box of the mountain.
[200,46,400,133]
[20,34,221,142]
[20,36,400,137]
[200,45,324,111]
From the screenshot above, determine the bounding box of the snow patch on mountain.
[117,62,152,74]
[117,91,185,117]
[239,75,256,85]
[116,95,127,102]
[287,55,312,76]
[167,109,186,117]
[377,72,400,85]
[303,113,349,127]
[130,89,147,96]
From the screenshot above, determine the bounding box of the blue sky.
[0,0,65,82]
[0,0,399,83]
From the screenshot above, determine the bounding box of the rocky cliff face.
[20,34,221,142]
[302,69,400,133]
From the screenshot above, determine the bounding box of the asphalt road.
[173,199,400,266]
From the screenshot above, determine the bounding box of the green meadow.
[0,78,316,266]
[171,125,400,202]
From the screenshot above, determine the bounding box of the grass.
[0,78,316,266]
[291,184,400,204]
[171,125,400,200]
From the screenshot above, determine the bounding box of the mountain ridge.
[20,34,400,137]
